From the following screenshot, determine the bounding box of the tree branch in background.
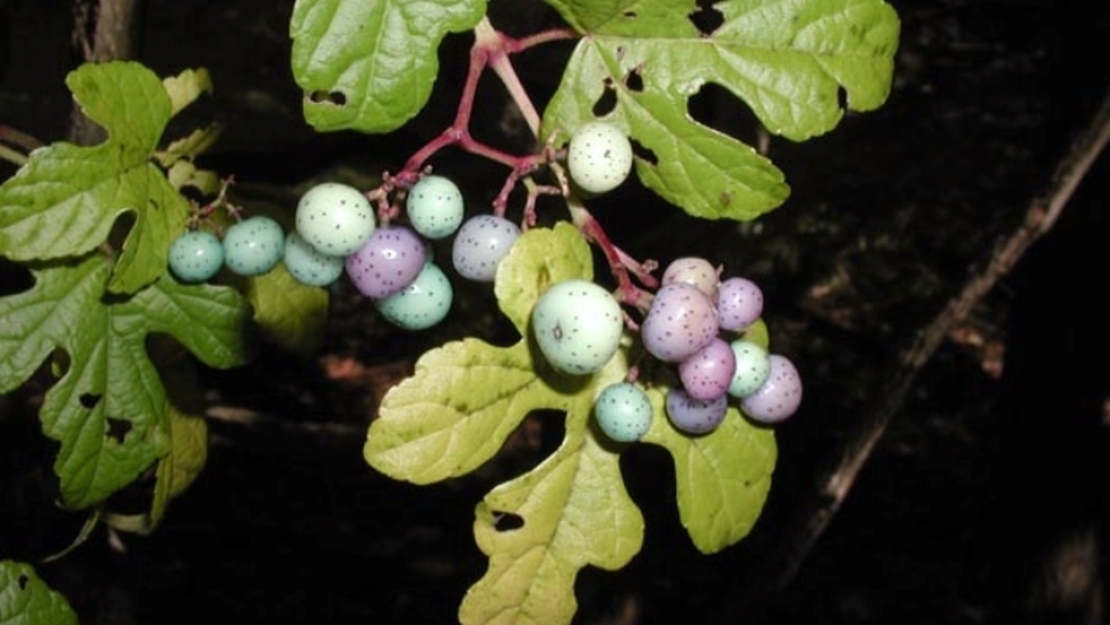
[68,0,143,145]
[718,87,1110,623]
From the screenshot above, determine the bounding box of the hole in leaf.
[689,2,724,35]
[492,510,524,532]
[629,138,658,166]
[307,90,347,107]
[592,79,617,117]
[622,10,636,19]
[687,82,763,147]
[106,211,137,252]
[624,67,644,93]
[17,574,28,590]
[837,86,849,111]
[105,417,131,443]
[79,393,101,409]
[50,349,70,380]
[0,258,34,296]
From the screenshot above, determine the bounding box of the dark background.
[1,0,1108,623]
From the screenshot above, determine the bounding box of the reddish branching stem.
[373,17,661,298]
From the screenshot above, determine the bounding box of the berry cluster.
[168,120,801,440]
[535,258,803,444]
[167,175,523,332]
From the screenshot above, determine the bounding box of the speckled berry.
[567,121,634,195]
[168,230,224,283]
[740,354,802,424]
[282,232,345,287]
[666,387,728,435]
[374,262,453,330]
[222,216,284,277]
[295,182,376,257]
[727,340,772,398]
[406,175,464,240]
[717,276,763,332]
[662,257,720,300]
[640,283,719,363]
[451,214,521,282]
[532,279,624,375]
[346,225,427,299]
[678,337,736,401]
[594,382,653,443]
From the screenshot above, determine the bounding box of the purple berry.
[640,283,719,363]
[678,337,736,401]
[665,387,728,435]
[740,354,802,424]
[717,276,763,331]
[345,225,426,299]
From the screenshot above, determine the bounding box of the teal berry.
[594,382,653,443]
[283,231,345,287]
[222,215,285,277]
[406,175,464,240]
[168,230,224,283]
[727,339,772,398]
[531,279,624,375]
[375,262,453,330]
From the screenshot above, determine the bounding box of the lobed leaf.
[0,62,196,294]
[0,255,251,508]
[542,0,900,221]
[290,0,488,133]
[0,561,78,625]
[460,433,644,625]
[642,396,776,553]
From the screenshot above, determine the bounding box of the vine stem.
[0,144,28,167]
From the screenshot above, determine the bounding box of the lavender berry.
[640,283,719,363]
[678,337,737,401]
[740,354,803,423]
[665,387,728,435]
[451,214,521,282]
[346,225,427,299]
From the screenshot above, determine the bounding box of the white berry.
[567,121,633,195]
[295,182,376,257]
[532,279,624,375]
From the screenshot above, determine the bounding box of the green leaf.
[493,221,593,335]
[542,0,899,221]
[0,255,251,508]
[290,0,488,133]
[367,226,778,624]
[0,61,192,294]
[244,263,329,356]
[149,400,208,529]
[0,561,78,625]
[162,67,213,117]
[460,433,643,625]
[642,396,776,553]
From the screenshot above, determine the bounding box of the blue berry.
[168,230,224,283]
[222,216,284,276]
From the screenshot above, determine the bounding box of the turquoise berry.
[168,230,224,283]
[222,215,285,276]
[283,232,345,286]
[406,175,464,240]
[375,262,453,330]
[727,339,772,398]
[595,382,653,443]
[531,279,624,375]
